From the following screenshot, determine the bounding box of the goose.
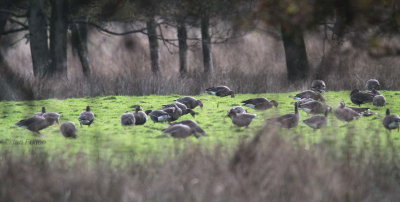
[163,104,183,121]
[294,90,325,102]
[78,106,95,127]
[298,100,331,115]
[42,112,61,125]
[268,102,300,129]
[16,115,58,135]
[366,79,380,91]
[241,98,278,110]
[311,80,326,93]
[333,101,360,122]
[170,120,208,136]
[206,86,235,98]
[121,112,135,126]
[350,89,375,106]
[176,97,203,109]
[163,124,198,138]
[164,102,196,117]
[373,95,386,107]
[227,111,257,127]
[303,110,328,130]
[60,122,77,138]
[382,109,400,131]
[34,107,46,116]
[228,106,247,115]
[146,109,171,123]
[132,105,147,125]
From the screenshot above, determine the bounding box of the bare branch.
[7,18,28,29]
[0,27,27,35]
[73,20,147,36]
[0,9,27,18]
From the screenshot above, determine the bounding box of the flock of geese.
[14,79,400,139]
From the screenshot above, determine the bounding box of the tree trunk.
[177,18,188,76]
[201,15,213,74]
[48,0,68,78]
[28,0,50,78]
[71,23,91,77]
[146,16,160,74]
[281,24,309,81]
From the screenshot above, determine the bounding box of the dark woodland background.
[1,0,400,100]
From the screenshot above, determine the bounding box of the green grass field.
[0,91,399,163]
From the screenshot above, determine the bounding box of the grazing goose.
[311,80,326,93]
[133,105,147,125]
[164,102,196,117]
[227,111,257,127]
[170,120,208,136]
[303,110,328,130]
[382,109,400,131]
[298,100,331,115]
[34,107,46,116]
[268,102,300,129]
[163,124,198,138]
[78,106,95,127]
[121,112,135,126]
[163,104,183,121]
[373,95,386,107]
[16,115,57,134]
[366,79,380,91]
[146,109,171,123]
[333,101,360,122]
[350,89,375,106]
[176,97,203,109]
[60,122,77,138]
[206,86,235,98]
[241,98,278,110]
[294,90,325,102]
[228,106,247,115]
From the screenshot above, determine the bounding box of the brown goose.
[34,107,46,116]
[60,122,77,138]
[350,89,376,106]
[373,95,386,107]
[366,79,380,91]
[146,109,171,123]
[333,101,360,122]
[294,90,325,102]
[170,120,208,136]
[241,98,278,110]
[133,105,147,125]
[227,111,257,127]
[382,109,400,131]
[303,110,328,130]
[162,104,183,121]
[228,106,247,115]
[121,112,135,126]
[298,100,331,115]
[176,97,203,109]
[42,112,61,125]
[163,124,197,138]
[78,106,95,127]
[16,115,57,134]
[268,102,300,129]
[206,86,235,98]
[164,102,196,117]
[296,98,315,105]
[311,80,326,93]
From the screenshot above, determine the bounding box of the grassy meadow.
[0,90,398,163]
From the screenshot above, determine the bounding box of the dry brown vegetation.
[1,25,400,100]
[1,125,400,202]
